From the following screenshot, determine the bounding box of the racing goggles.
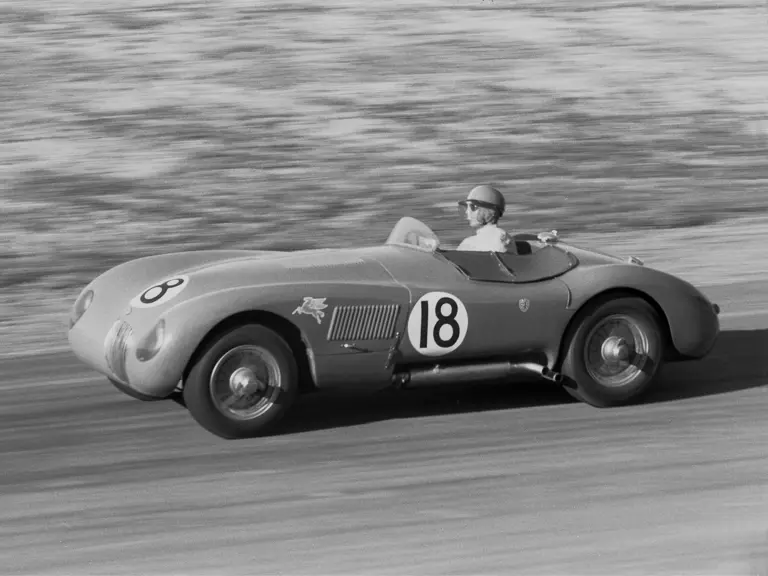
[458,199,497,212]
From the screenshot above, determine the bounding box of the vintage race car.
[68,216,721,439]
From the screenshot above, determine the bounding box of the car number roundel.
[407,291,468,356]
[130,275,189,309]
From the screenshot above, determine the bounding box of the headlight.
[69,289,94,329]
[136,319,166,362]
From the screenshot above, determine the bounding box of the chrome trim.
[393,361,563,387]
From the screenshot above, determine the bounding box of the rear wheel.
[183,324,299,439]
[560,296,664,407]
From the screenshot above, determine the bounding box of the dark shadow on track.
[277,328,768,435]
[7,328,764,438]
[277,377,572,435]
[646,328,768,404]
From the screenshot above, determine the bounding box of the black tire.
[559,296,665,407]
[182,324,299,439]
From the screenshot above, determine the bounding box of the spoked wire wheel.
[209,345,283,421]
[183,325,299,439]
[583,314,650,389]
[560,296,664,407]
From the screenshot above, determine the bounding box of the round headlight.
[136,319,166,362]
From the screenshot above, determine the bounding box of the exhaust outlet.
[541,366,563,383]
[394,361,562,388]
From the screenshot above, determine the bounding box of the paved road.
[1,282,767,575]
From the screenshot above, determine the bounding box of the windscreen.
[385,216,440,251]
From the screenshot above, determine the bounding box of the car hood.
[80,247,397,315]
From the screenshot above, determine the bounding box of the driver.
[456,184,512,252]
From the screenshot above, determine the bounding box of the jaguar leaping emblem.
[292,297,328,325]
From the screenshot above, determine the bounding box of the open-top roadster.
[68,217,720,439]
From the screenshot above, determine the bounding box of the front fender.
[123,285,308,397]
[563,264,720,359]
[128,281,411,396]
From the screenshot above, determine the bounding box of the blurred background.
[2,0,768,355]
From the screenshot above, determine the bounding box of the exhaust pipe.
[541,366,563,382]
[393,361,563,388]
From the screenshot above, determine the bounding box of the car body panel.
[557,254,720,359]
[367,246,574,366]
[68,217,720,401]
[69,249,413,397]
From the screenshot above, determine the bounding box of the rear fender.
[560,265,719,362]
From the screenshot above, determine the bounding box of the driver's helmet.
[458,184,506,218]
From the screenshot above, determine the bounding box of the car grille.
[104,319,133,384]
[326,304,400,342]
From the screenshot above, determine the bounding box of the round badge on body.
[407,291,469,356]
[130,275,190,309]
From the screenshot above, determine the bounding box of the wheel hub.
[210,344,283,421]
[600,336,631,364]
[229,366,267,397]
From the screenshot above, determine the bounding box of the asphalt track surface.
[2,282,768,575]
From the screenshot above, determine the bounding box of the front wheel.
[560,296,665,407]
[183,324,299,439]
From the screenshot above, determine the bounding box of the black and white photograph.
[2,0,768,574]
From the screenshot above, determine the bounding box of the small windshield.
[385,216,441,252]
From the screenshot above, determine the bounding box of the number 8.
[420,297,460,349]
[141,278,184,305]
[131,275,189,308]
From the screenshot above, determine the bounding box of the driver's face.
[462,202,484,228]
[461,201,479,228]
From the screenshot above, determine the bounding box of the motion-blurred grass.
[2,0,768,353]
